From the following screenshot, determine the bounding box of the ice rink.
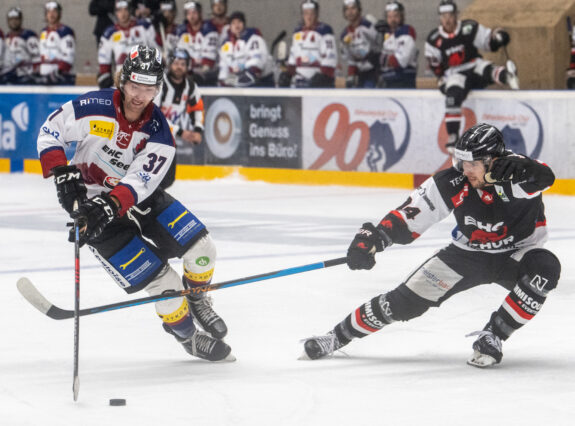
[1,173,574,426]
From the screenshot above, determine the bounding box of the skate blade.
[298,351,312,361]
[467,350,497,368]
[218,353,236,362]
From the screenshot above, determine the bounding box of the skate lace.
[191,332,216,356]
[191,297,219,326]
[302,332,339,357]
[466,330,502,353]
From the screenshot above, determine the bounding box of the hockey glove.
[487,155,531,183]
[277,71,292,87]
[97,72,113,89]
[236,70,257,87]
[310,73,334,88]
[490,29,510,51]
[70,193,119,246]
[53,165,88,214]
[347,223,391,270]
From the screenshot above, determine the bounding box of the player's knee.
[518,249,561,294]
[445,86,465,108]
[386,285,432,322]
[182,233,217,290]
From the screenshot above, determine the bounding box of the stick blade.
[73,376,80,401]
[17,277,74,320]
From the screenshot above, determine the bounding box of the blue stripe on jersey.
[39,145,65,158]
[142,107,176,148]
[72,89,116,120]
[294,22,334,36]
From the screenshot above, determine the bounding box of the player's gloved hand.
[487,154,531,183]
[375,19,391,34]
[70,193,119,245]
[236,70,257,87]
[277,71,292,87]
[97,72,113,89]
[347,223,391,270]
[53,165,88,214]
[490,29,510,50]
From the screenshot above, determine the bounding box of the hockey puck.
[109,399,126,406]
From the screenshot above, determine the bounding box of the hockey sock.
[444,108,462,144]
[158,298,196,339]
[183,266,214,300]
[490,249,560,340]
[334,294,395,344]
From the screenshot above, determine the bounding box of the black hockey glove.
[310,73,334,88]
[70,193,119,246]
[347,223,391,270]
[53,165,88,214]
[236,70,257,87]
[487,155,531,183]
[277,71,292,87]
[490,29,510,51]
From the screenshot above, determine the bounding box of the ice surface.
[1,174,574,425]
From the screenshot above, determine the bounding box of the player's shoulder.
[144,107,174,146]
[135,18,153,29]
[201,20,218,34]
[315,22,334,35]
[460,19,479,36]
[101,24,117,39]
[432,167,468,193]
[396,24,416,39]
[242,27,261,41]
[21,29,39,40]
[426,27,441,43]
[57,24,75,38]
[72,88,116,119]
[175,22,188,36]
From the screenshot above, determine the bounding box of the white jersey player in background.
[155,0,180,56]
[1,7,40,85]
[37,45,233,362]
[176,1,219,86]
[218,11,274,87]
[39,1,76,86]
[279,0,338,88]
[155,48,205,145]
[340,0,380,88]
[97,0,157,88]
[377,1,418,88]
[209,0,230,47]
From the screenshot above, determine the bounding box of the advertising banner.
[202,95,302,168]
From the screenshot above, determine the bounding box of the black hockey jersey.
[379,161,554,253]
[424,19,492,78]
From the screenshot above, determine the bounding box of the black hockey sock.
[334,294,395,343]
[490,249,560,340]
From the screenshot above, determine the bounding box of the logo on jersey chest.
[89,120,115,139]
[465,216,514,249]
[116,130,131,148]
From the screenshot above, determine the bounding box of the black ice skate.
[301,331,347,360]
[466,328,503,368]
[181,330,235,362]
[188,295,228,339]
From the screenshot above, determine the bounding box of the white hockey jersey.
[3,29,40,78]
[98,19,157,75]
[154,74,204,137]
[287,22,338,81]
[0,29,4,71]
[340,18,380,74]
[380,24,417,84]
[37,89,175,217]
[39,24,76,77]
[176,20,219,73]
[218,28,273,84]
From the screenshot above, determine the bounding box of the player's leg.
[88,212,231,361]
[467,248,561,368]
[475,58,519,90]
[302,245,486,359]
[442,73,469,150]
[135,189,228,339]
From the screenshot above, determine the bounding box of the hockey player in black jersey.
[302,123,561,368]
[425,0,519,151]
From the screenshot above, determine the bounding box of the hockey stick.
[17,257,348,321]
[72,213,80,401]
[270,30,287,56]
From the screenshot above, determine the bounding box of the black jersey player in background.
[425,0,519,151]
[302,123,560,368]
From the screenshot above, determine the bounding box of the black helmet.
[438,0,457,14]
[121,45,164,88]
[453,123,505,171]
[229,11,246,25]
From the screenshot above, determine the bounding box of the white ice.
[1,174,574,426]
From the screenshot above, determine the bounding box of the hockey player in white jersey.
[37,45,233,362]
[176,1,219,86]
[1,7,40,85]
[97,0,157,89]
[218,11,274,87]
[377,1,418,88]
[39,1,76,86]
[425,0,519,150]
[0,28,4,73]
[279,0,338,88]
[340,0,380,88]
[155,48,204,145]
[155,0,180,55]
[302,123,560,368]
[209,0,230,47]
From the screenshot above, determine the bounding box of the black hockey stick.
[72,216,80,401]
[17,257,347,321]
[271,30,287,56]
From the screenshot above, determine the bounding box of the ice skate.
[506,60,520,90]
[300,331,346,360]
[466,329,502,368]
[181,329,235,362]
[188,295,228,339]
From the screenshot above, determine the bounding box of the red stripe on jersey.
[389,210,406,224]
[505,295,534,320]
[535,220,546,228]
[40,147,67,177]
[110,184,136,217]
[355,308,379,333]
